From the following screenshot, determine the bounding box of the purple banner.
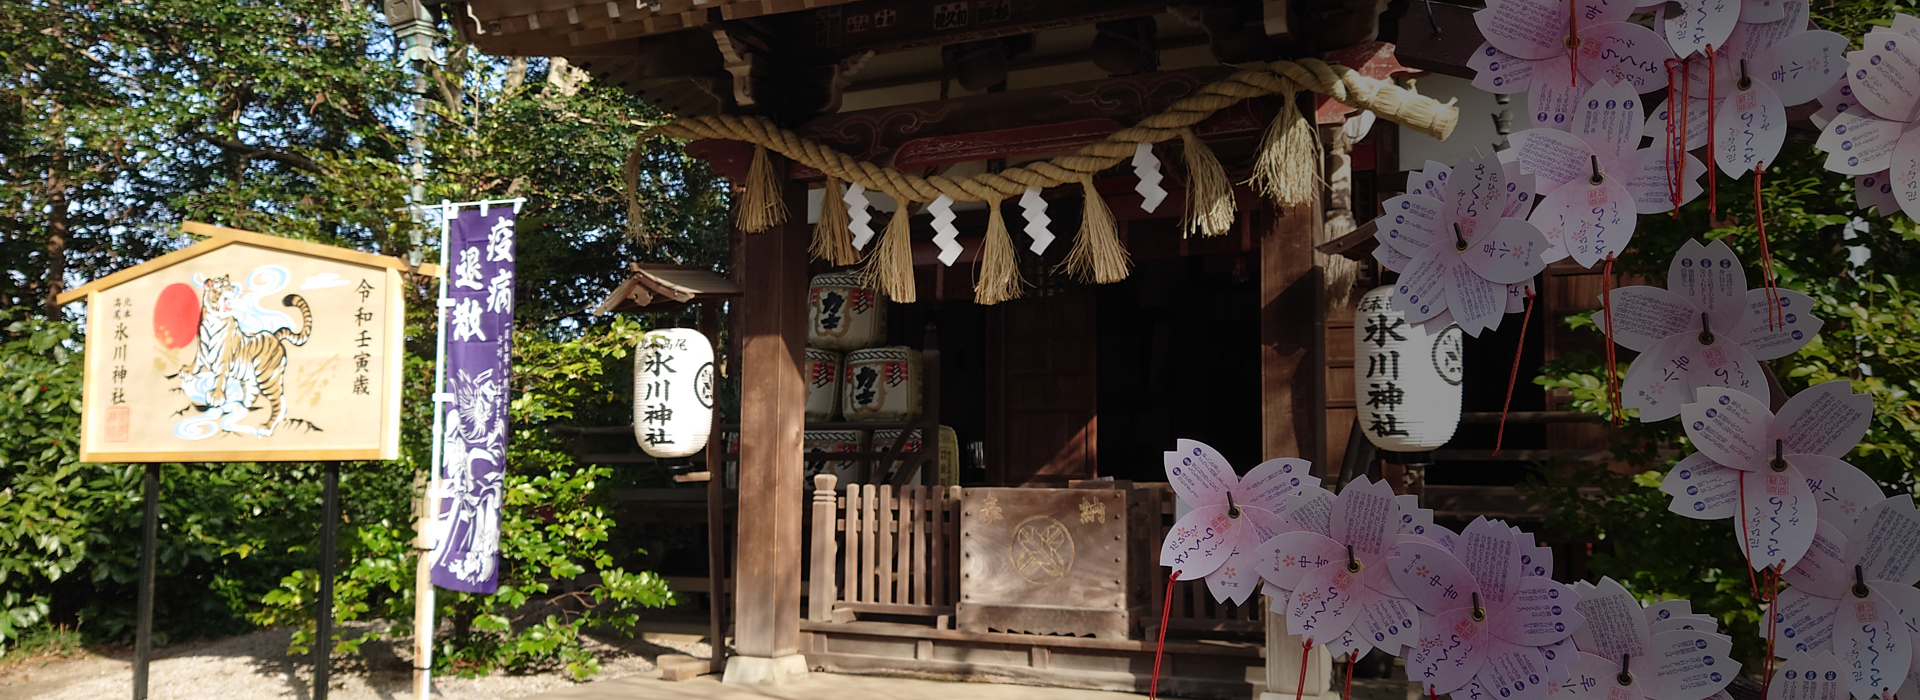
[431,206,515,593]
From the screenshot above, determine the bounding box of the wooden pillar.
[1260,197,1327,469]
[1260,183,1333,700]
[722,175,811,685]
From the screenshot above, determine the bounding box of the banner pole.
[415,201,454,700]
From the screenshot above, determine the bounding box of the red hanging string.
[1494,287,1538,456]
[1297,640,1315,700]
[1761,563,1782,699]
[1150,570,1180,700]
[1602,256,1622,425]
[1755,161,1780,330]
[1707,45,1719,220]
[1343,651,1359,700]
[1677,56,1693,218]
[1568,0,1580,86]
[1665,58,1683,216]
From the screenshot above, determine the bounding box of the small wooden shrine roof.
[591,263,742,316]
[56,221,437,306]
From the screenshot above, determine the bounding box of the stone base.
[1260,692,1340,700]
[722,653,809,685]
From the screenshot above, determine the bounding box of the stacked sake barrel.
[806,273,954,486]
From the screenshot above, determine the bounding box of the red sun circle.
[153,282,201,349]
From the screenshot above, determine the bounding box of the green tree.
[0,0,731,675]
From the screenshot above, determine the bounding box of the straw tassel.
[1059,176,1130,284]
[974,195,1025,305]
[1249,83,1323,208]
[1181,129,1235,238]
[811,177,860,265]
[863,196,917,303]
[735,144,789,233]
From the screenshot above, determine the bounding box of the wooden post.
[701,302,729,675]
[722,171,810,685]
[1260,158,1332,700]
[1264,594,1332,699]
[132,463,158,700]
[1261,192,1326,472]
[315,461,341,700]
[808,474,839,621]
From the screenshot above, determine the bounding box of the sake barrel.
[804,430,867,484]
[633,328,715,458]
[804,347,843,422]
[808,273,887,350]
[841,346,922,421]
[872,426,958,486]
[1352,286,1462,451]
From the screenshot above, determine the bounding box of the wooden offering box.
[957,487,1147,640]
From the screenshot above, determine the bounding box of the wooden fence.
[805,476,1263,636]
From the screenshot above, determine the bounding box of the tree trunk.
[45,153,68,321]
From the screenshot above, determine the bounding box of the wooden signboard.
[957,487,1136,640]
[62,222,410,463]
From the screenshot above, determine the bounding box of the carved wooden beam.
[713,25,771,108]
[777,0,1168,62]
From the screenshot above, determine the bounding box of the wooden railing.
[805,476,1264,637]
[808,474,964,626]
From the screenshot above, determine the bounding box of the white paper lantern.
[634,328,715,458]
[1353,286,1462,451]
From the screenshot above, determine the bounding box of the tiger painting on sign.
[170,267,313,440]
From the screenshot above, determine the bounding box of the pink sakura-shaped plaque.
[1251,477,1421,661]
[1591,239,1822,422]
[1767,496,1920,700]
[1468,16,1674,97]
[1377,157,1542,333]
[1513,81,1666,267]
[1158,439,1318,605]
[1370,149,1549,337]
[1677,381,1874,572]
[1391,517,1585,699]
[1766,651,1848,700]
[1665,0,1740,60]
[1565,577,1738,700]
[1794,508,1920,700]
[1817,15,1920,220]
[1868,19,1920,221]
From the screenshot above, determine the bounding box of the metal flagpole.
[417,200,454,700]
[413,195,520,700]
[391,3,441,693]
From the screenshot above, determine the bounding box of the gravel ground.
[0,624,713,700]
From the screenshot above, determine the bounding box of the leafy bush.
[247,316,674,678]
[0,311,674,675]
